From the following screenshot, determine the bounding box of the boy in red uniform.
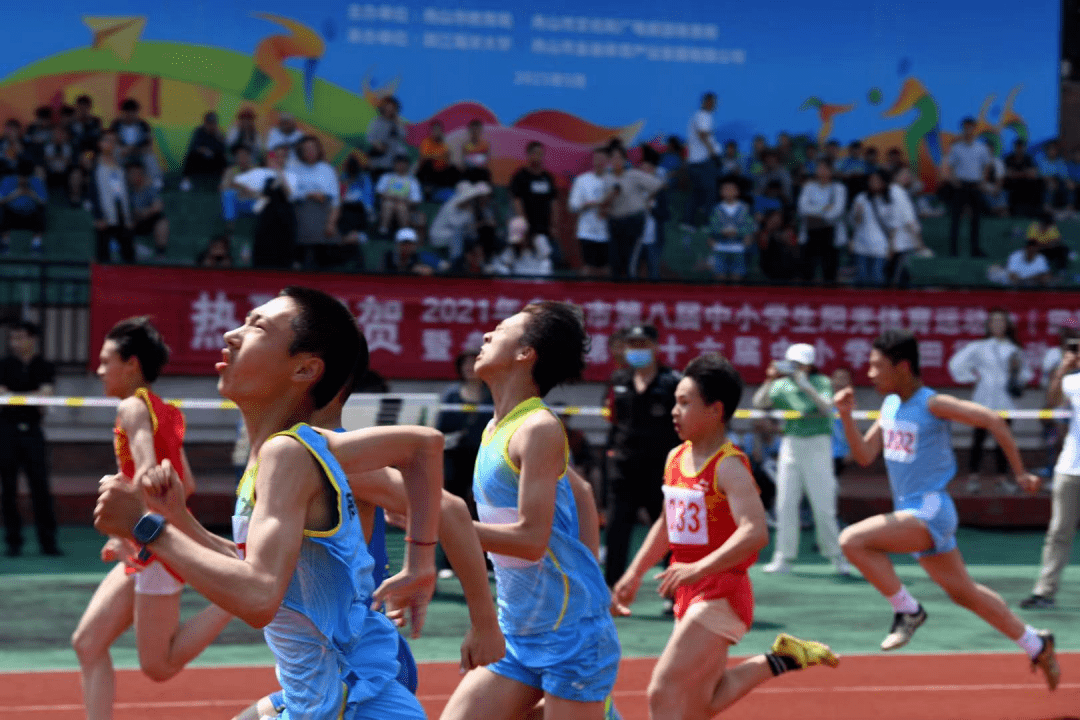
[72,317,232,720]
[613,353,839,719]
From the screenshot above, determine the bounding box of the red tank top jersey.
[663,440,758,628]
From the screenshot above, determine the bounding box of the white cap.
[785,343,815,366]
[395,227,418,243]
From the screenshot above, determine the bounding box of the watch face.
[134,514,165,544]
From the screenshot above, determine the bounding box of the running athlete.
[440,302,619,720]
[71,317,233,720]
[613,353,839,719]
[95,287,444,719]
[835,328,1060,690]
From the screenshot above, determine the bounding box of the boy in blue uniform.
[441,302,619,720]
[835,329,1060,690]
[95,287,446,718]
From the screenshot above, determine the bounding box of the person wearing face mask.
[603,324,681,593]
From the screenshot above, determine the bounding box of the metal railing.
[0,260,91,369]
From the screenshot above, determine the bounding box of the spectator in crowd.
[743,134,768,179]
[89,133,135,263]
[632,143,670,280]
[1004,138,1042,218]
[797,160,847,283]
[416,120,458,200]
[336,153,375,247]
[510,140,559,251]
[225,108,263,161]
[125,160,169,258]
[264,112,303,161]
[180,112,228,191]
[603,324,681,590]
[69,95,103,154]
[1021,335,1080,609]
[448,238,492,276]
[429,179,494,261]
[943,117,993,256]
[755,208,800,282]
[0,124,25,176]
[755,149,793,204]
[822,139,842,170]
[601,143,664,279]
[366,96,408,181]
[948,308,1031,494]
[885,147,906,176]
[659,135,685,178]
[0,159,47,253]
[220,144,260,230]
[863,145,881,174]
[491,216,552,276]
[752,178,787,218]
[849,168,893,286]
[196,233,233,268]
[754,343,847,575]
[133,136,164,191]
[383,226,439,275]
[989,238,1051,287]
[830,367,854,478]
[23,106,54,169]
[458,118,491,183]
[707,176,756,281]
[0,320,59,557]
[1025,211,1069,275]
[683,91,721,228]
[291,135,343,269]
[1037,140,1073,216]
[569,146,611,277]
[739,417,781,520]
[374,153,422,237]
[835,141,865,178]
[776,131,797,169]
[43,125,78,204]
[884,167,926,288]
[982,152,1009,217]
[801,143,821,179]
[109,98,151,161]
[244,149,297,269]
[719,139,744,178]
[1036,322,1079,479]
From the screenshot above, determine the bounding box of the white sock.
[1016,625,1043,659]
[887,586,920,614]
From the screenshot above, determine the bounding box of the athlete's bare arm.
[833,387,883,466]
[139,460,239,559]
[567,467,601,559]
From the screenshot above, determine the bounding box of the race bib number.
[476,503,540,568]
[232,514,250,559]
[663,485,708,546]
[883,420,918,464]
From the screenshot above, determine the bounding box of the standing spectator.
[179,112,227,191]
[242,150,297,269]
[374,154,422,236]
[600,144,664,279]
[0,159,47,254]
[133,137,164,191]
[683,91,721,228]
[429,180,493,261]
[982,154,1009,217]
[885,168,925,288]
[220,144,259,230]
[336,153,375,247]
[849,169,893,286]
[225,108,263,160]
[569,146,611,278]
[632,143,670,280]
[491,216,552,276]
[796,160,847,283]
[366,96,408,181]
[1004,138,1041,218]
[458,118,492,183]
[1036,140,1073,215]
[603,324,681,589]
[718,139,744,178]
[1021,337,1080,609]
[822,139,842,170]
[382,226,439,275]
[706,177,756,281]
[1036,323,1079,479]
[68,95,103,154]
[753,343,847,575]
[291,135,343,269]
[510,141,559,249]
[739,418,781,519]
[943,117,993,256]
[948,308,1031,493]
[125,160,169,258]
[755,208,800,282]
[416,120,458,200]
[0,321,60,556]
[755,150,793,205]
[196,233,233,268]
[109,98,151,161]
[264,112,303,161]
[89,133,134,262]
[836,141,867,178]
[0,125,25,176]
[23,106,54,169]
[43,125,77,203]
[435,345,492,530]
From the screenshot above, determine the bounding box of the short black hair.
[961,116,976,126]
[682,353,742,422]
[520,302,588,396]
[872,329,920,377]
[279,286,361,409]
[334,331,372,406]
[526,140,544,153]
[10,320,40,337]
[75,94,93,107]
[120,98,140,113]
[106,316,170,382]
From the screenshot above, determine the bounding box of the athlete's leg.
[71,564,135,720]
[646,614,734,720]
[134,587,233,682]
[543,694,605,720]
[440,667,542,720]
[839,512,933,596]
[918,549,1024,639]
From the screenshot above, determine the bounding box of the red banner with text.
[90,265,1080,387]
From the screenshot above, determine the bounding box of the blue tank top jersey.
[473,397,611,636]
[233,423,406,718]
[879,387,957,502]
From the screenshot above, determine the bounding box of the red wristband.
[405,536,438,547]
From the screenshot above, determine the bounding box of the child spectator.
[458,118,491,183]
[0,159,47,253]
[220,144,260,230]
[707,177,756,281]
[125,160,169,258]
[416,120,458,200]
[109,98,151,161]
[180,112,227,191]
[225,108,263,161]
[383,226,439,275]
[69,95,103,154]
[374,154,422,236]
[491,216,553,276]
[1037,140,1073,216]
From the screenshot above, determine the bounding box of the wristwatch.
[132,513,168,562]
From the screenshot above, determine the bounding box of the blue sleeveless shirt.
[879,387,957,502]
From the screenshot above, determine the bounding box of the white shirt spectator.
[375,172,422,203]
[1005,249,1050,283]
[290,161,340,206]
[429,181,491,256]
[686,110,719,163]
[266,126,304,156]
[946,139,993,182]
[948,337,1032,410]
[233,167,296,203]
[492,234,553,276]
[568,170,608,242]
[796,180,848,246]
[226,125,264,158]
[1055,372,1080,474]
[850,193,891,259]
[1042,347,1064,388]
[888,183,921,252]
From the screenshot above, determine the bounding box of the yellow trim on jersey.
[279,426,345,539]
[545,547,571,631]
[236,461,258,501]
[338,680,348,719]
[134,387,159,435]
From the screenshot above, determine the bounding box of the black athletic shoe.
[881,605,927,651]
[1019,594,1056,610]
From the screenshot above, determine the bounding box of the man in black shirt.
[603,324,680,588]
[510,141,559,244]
[1004,138,1042,218]
[0,321,60,556]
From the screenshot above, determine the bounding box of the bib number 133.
[663,485,708,545]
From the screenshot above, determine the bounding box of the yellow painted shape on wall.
[83,16,146,63]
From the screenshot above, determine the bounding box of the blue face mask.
[624,348,655,368]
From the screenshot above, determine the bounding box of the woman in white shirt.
[849,169,892,286]
[290,136,342,266]
[948,308,1033,493]
[492,216,552,276]
[885,168,924,287]
[796,160,847,283]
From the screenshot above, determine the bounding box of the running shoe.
[771,633,840,669]
[1031,630,1060,691]
[881,605,927,651]
[1019,594,1056,610]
